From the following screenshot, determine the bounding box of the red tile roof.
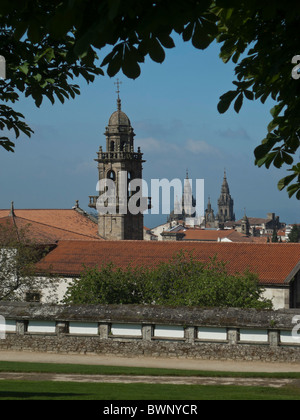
[0,209,101,244]
[182,229,234,241]
[181,229,268,243]
[35,240,300,285]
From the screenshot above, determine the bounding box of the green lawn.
[0,380,300,400]
[0,360,300,379]
[0,361,300,400]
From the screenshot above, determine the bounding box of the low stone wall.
[1,302,300,363]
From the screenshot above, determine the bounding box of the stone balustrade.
[1,302,300,362]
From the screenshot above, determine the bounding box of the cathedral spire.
[221,170,230,194]
[217,171,235,223]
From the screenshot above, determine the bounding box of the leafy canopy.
[288,225,300,243]
[1,0,300,197]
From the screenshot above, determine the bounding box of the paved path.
[0,371,296,388]
[1,350,300,373]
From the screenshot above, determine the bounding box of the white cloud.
[217,127,251,141]
[136,137,180,154]
[136,137,222,159]
[136,137,162,152]
[185,139,222,156]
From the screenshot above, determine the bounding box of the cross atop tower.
[114,78,122,111]
[114,78,122,98]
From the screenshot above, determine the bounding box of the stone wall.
[1,302,300,363]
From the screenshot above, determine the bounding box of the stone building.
[227,212,285,237]
[216,170,235,224]
[203,170,235,228]
[88,90,150,240]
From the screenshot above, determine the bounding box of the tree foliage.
[1,1,300,197]
[0,221,57,301]
[271,229,278,243]
[64,251,273,309]
[0,2,103,151]
[288,225,300,243]
[215,1,300,200]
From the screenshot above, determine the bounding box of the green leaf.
[270,103,284,118]
[34,94,43,108]
[107,51,123,77]
[0,137,15,152]
[256,152,277,169]
[158,33,175,49]
[192,21,212,50]
[273,152,283,168]
[182,22,194,42]
[148,38,165,63]
[278,174,297,191]
[254,136,279,160]
[122,52,141,79]
[19,63,29,75]
[244,90,254,100]
[217,90,238,113]
[282,152,294,165]
[287,183,300,198]
[234,92,243,113]
[74,30,94,57]
[101,50,116,67]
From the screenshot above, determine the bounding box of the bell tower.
[217,170,235,223]
[89,81,148,240]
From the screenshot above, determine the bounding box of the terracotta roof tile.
[182,229,263,243]
[35,240,300,285]
[182,229,235,241]
[0,209,101,243]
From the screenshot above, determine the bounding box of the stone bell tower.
[217,170,235,223]
[88,81,149,240]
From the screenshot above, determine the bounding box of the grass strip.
[0,360,300,379]
[0,380,300,400]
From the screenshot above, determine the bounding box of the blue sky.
[0,35,299,227]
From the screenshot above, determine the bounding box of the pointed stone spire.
[183,170,196,218]
[207,196,212,211]
[217,170,235,223]
[221,170,230,194]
